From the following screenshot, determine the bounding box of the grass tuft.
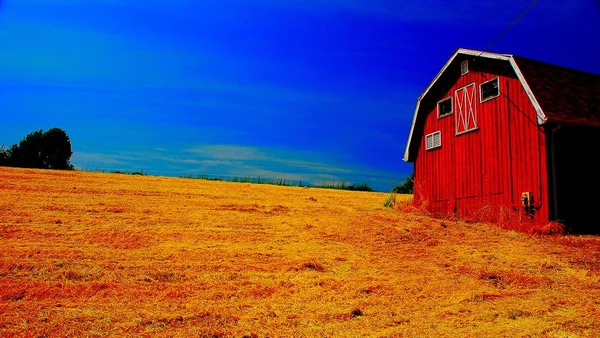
[384,192,396,208]
[296,261,327,272]
[315,181,374,192]
[350,309,364,318]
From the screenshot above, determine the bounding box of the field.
[1,167,600,337]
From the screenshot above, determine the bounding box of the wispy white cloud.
[71,151,129,167]
[181,144,354,175]
[70,142,401,190]
[182,145,269,162]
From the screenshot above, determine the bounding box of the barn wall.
[414,58,550,226]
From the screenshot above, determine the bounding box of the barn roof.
[403,48,600,162]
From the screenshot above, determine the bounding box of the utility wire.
[479,0,540,56]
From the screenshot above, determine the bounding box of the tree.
[393,172,414,194]
[39,128,74,170]
[0,145,8,166]
[0,128,74,170]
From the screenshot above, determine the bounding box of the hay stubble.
[1,167,600,337]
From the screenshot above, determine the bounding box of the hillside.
[1,167,599,337]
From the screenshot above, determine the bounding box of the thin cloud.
[71,151,129,166]
[182,145,268,162]
[181,144,356,175]
[71,144,395,186]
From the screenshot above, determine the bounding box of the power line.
[479,0,540,56]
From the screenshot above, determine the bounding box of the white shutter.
[425,131,441,150]
[461,61,469,75]
[433,132,441,148]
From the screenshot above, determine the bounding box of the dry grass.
[1,167,600,337]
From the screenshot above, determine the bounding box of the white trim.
[508,58,547,124]
[425,131,441,150]
[403,100,422,162]
[403,48,547,163]
[458,49,512,60]
[455,127,479,136]
[455,83,477,134]
[437,97,453,118]
[480,77,500,103]
[461,60,469,75]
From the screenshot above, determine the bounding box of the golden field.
[1,167,599,338]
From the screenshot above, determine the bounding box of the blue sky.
[1,0,599,191]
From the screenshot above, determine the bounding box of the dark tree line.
[393,172,414,194]
[0,128,74,170]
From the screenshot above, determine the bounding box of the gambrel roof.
[403,48,600,162]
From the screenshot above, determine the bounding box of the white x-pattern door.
[454,83,477,134]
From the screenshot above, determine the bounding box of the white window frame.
[480,77,500,103]
[425,131,441,150]
[460,61,469,75]
[437,97,453,118]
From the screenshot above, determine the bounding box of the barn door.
[454,83,477,134]
[453,83,482,199]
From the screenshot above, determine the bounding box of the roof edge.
[508,57,548,124]
[403,48,547,162]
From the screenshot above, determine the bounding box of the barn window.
[425,131,441,150]
[460,61,469,75]
[437,97,453,118]
[480,78,500,102]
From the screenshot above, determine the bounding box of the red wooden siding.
[414,59,550,226]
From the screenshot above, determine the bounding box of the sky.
[0,0,599,192]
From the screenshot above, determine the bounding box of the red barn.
[403,48,600,233]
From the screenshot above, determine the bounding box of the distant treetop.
[0,127,74,170]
